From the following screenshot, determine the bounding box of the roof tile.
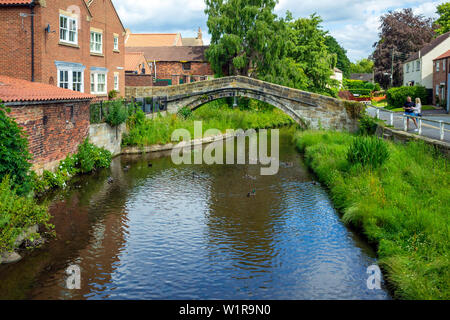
[126,46,209,62]
[433,50,450,61]
[0,76,94,103]
[0,0,32,5]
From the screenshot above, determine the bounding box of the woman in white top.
[414,98,422,116]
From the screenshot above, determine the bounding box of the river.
[0,127,390,300]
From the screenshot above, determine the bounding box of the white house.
[330,67,343,88]
[403,31,450,89]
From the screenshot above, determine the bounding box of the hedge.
[386,86,428,108]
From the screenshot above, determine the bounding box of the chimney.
[197,27,202,40]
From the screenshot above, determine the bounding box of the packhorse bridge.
[125,76,362,130]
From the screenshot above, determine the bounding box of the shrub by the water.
[0,176,52,252]
[105,100,128,127]
[0,104,33,195]
[33,139,112,194]
[347,136,389,168]
[357,114,379,136]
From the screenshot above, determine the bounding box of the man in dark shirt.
[403,96,418,131]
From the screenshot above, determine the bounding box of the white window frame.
[436,61,440,72]
[90,31,103,54]
[114,36,119,51]
[416,61,420,72]
[57,66,84,92]
[114,73,119,91]
[406,63,410,73]
[59,14,78,45]
[90,71,108,94]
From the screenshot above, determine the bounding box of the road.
[366,106,450,143]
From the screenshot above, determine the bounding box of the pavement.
[366,106,450,143]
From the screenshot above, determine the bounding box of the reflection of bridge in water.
[126,76,360,130]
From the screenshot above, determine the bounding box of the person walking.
[403,96,418,131]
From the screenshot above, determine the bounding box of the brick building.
[0,0,126,99]
[126,46,213,85]
[125,52,150,74]
[0,75,93,173]
[433,50,450,111]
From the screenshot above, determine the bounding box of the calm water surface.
[0,128,390,299]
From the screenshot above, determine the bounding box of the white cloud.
[112,0,445,61]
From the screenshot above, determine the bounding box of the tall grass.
[295,130,450,300]
[122,99,295,146]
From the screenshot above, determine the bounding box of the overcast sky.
[112,0,445,62]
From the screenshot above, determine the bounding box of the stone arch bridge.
[125,76,362,130]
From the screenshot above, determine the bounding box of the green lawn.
[295,130,450,300]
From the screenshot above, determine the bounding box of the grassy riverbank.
[122,99,294,147]
[295,130,450,300]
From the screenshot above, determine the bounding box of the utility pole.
[390,48,395,88]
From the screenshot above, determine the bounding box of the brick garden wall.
[125,74,154,87]
[8,100,91,173]
[155,61,213,80]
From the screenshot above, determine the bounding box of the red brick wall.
[8,100,90,167]
[155,61,213,80]
[125,74,154,87]
[0,0,125,98]
[433,58,449,105]
[0,6,33,81]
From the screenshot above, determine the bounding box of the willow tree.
[205,0,290,79]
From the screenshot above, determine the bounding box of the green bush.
[386,86,428,108]
[105,100,128,127]
[77,139,112,173]
[344,79,376,91]
[0,104,34,195]
[33,140,112,193]
[0,176,52,252]
[358,114,379,135]
[177,106,193,119]
[347,136,389,168]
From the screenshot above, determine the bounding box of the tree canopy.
[371,8,434,88]
[325,35,351,78]
[205,0,339,95]
[435,2,450,35]
[350,58,374,74]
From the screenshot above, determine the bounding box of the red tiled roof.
[126,46,209,62]
[125,52,146,71]
[433,50,450,61]
[0,0,32,5]
[0,76,94,103]
[126,33,182,47]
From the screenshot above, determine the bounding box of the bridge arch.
[125,76,362,131]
